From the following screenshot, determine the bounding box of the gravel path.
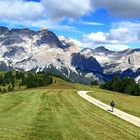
[78,91,140,128]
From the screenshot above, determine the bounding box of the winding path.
[77,91,140,128]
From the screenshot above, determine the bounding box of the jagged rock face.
[1,26,140,83]
[71,53,103,73]
[14,47,75,72]
[82,47,140,74]
[58,36,80,53]
[115,51,140,72]
[0,27,64,49]
[0,26,106,83]
[0,27,81,80]
[94,46,113,54]
[36,30,64,48]
[0,27,71,66]
[81,47,116,67]
[12,35,81,73]
[0,26,9,35]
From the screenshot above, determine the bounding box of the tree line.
[0,71,53,93]
[100,76,140,96]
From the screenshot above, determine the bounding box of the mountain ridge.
[0,26,140,83]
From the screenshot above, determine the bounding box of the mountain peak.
[0,26,9,35]
[95,46,109,52]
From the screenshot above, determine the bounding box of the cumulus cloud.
[108,27,139,43]
[0,0,94,22]
[41,0,140,19]
[0,0,140,28]
[82,22,140,45]
[0,0,140,30]
[71,21,140,51]
[0,0,140,51]
[94,0,140,18]
[82,32,107,43]
[0,0,95,30]
[71,36,130,51]
[42,0,94,20]
[0,0,44,21]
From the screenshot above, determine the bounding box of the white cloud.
[82,22,140,45]
[0,0,94,22]
[70,21,140,51]
[78,20,104,26]
[104,44,129,51]
[41,0,94,20]
[95,0,140,18]
[0,0,140,30]
[112,21,140,29]
[0,0,95,30]
[0,0,44,21]
[70,36,130,51]
[1,0,140,24]
[83,32,107,43]
[108,27,139,43]
[0,0,140,51]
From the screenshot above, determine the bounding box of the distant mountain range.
[0,26,140,84]
[82,46,140,83]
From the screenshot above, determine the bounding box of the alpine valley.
[0,26,140,84]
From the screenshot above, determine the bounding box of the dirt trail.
[78,91,140,128]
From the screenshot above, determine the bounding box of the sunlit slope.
[0,87,139,140]
[89,86,140,118]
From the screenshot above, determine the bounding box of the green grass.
[0,87,139,139]
[89,86,140,118]
[0,71,5,76]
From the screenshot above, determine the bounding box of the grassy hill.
[0,77,139,139]
[89,86,140,118]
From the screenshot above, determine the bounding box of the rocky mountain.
[82,47,140,72]
[82,47,140,82]
[0,26,103,84]
[1,26,140,83]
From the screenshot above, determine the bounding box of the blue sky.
[0,0,140,50]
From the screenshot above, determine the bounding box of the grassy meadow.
[89,86,140,118]
[0,77,139,139]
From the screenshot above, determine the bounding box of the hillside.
[0,79,139,139]
[0,1,140,140]
[88,86,140,118]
